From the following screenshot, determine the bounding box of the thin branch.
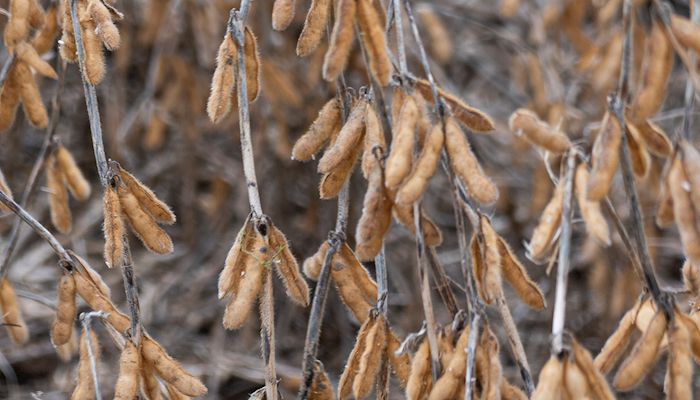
[80,311,106,400]
[393,0,408,77]
[464,313,480,400]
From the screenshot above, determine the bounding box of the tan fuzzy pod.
[392,202,443,247]
[632,20,673,121]
[406,338,432,400]
[115,340,141,400]
[531,356,563,400]
[587,112,621,201]
[415,79,494,132]
[416,5,452,63]
[55,327,78,361]
[50,274,77,346]
[218,218,254,299]
[72,329,100,400]
[141,335,208,397]
[143,114,167,150]
[563,360,589,399]
[0,168,13,213]
[669,157,700,263]
[293,98,341,161]
[318,98,366,174]
[684,260,700,297]
[46,153,72,234]
[500,379,528,400]
[73,272,130,333]
[396,122,444,205]
[4,0,30,47]
[338,316,373,399]
[322,0,355,82]
[331,243,378,323]
[319,140,362,199]
[303,241,330,281]
[207,34,237,124]
[82,20,106,85]
[15,41,58,79]
[679,312,700,363]
[356,0,391,85]
[118,186,174,255]
[353,315,387,398]
[242,27,260,103]
[0,278,29,344]
[613,309,667,390]
[470,234,488,303]
[625,121,651,178]
[385,95,418,189]
[59,26,78,63]
[87,0,120,50]
[15,62,49,128]
[223,230,266,329]
[657,169,675,228]
[0,71,21,132]
[574,164,611,246]
[118,167,175,224]
[428,326,469,400]
[444,117,498,205]
[387,330,411,387]
[475,328,502,400]
[508,108,571,153]
[297,0,330,57]
[103,185,125,269]
[32,3,59,54]
[498,236,546,309]
[56,146,91,201]
[681,140,700,211]
[27,0,45,29]
[480,216,503,304]
[72,252,110,298]
[632,119,672,157]
[528,182,564,261]
[272,0,295,31]
[269,224,310,306]
[571,339,615,400]
[672,14,700,54]
[165,384,190,400]
[361,102,386,178]
[310,360,334,400]
[141,362,163,400]
[355,167,392,261]
[665,319,693,400]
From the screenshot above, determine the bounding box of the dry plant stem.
[426,247,459,317]
[464,312,481,400]
[80,311,106,400]
[602,198,646,283]
[551,151,576,355]
[681,0,699,139]
[0,59,66,279]
[392,0,408,76]
[0,53,16,91]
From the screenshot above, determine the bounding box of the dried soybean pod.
[669,157,700,262]
[385,95,418,189]
[391,202,443,247]
[665,319,693,400]
[681,140,700,211]
[332,245,378,322]
[272,0,295,31]
[207,33,237,124]
[428,326,469,400]
[0,278,28,344]
[444,117,498,205]
[340,243,378,304]
[118,167,175,225]
[117,185,173,255]
[72,252,111,298]
[657,165,675,228]
[292,98,341,161]
[32,2,59,54]
[309,360,335,400]
[223,230,266,329]
[361,103,386,178]
[218,217,253,298]
[71,329,101,400]
[470,234,488,302]
[0,168,13,213]
[318,98,366,174]
[82,20,106,85]
[303,241,330,281]
[684,260,700,297]
[14,41,58,79]
[319,140,362,199]
[56,327,78,361]
[141,335,208,397]
[297,0,330,57]
[242,27,260,103]
[103,185,125,269]
[51,274,77,346]
[480,216,503,304]
[671,14,700,54]
[15,62,49,128]
[571,339,615,400]
[414,79,494,132]
[406,338,432,400]
[0,72,21,132]
[165,384,190,400]
[56,146,91,201]
[630,119,672,157]
[46,153,72,234]
[632,20,673,121]
[27,0,45,29]
[4,0,30,47]
[497,236,546,310]
[679,312,700,363]
[387,330,411,387]
[613,309,667,390]
[396,122,445,205]
[563,360,589,399]
[59,2,77,63]
[87,0,120,50]
[574,164,611,246]
[356,0,391,85]
[500,379,528,400]
[338,316,373,399]
[114,340,141,400]
[416,5,452,63]
[625,122,651,177]
[531,356,563,400]
[141,362,163,400]
[353,315,387,399]
[323,0,355,82]
[269,224,310,306]
[587,112,621,201]
[508,108,572,153]
[528,182,564,261]
[355,166,392,261]
[73,272,130,333]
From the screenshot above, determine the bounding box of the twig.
[551,151,576,355]
[80,311,106,400]
[464,313,480,400]
[393,0,408,77]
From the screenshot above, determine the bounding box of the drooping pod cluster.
[59,0,123,85]
[102,165,175,267]
[46,145,92,234]
[532,337,615,400]
[217,215,309,330]
[471,215,546,309]
[1,0,59,131]
[0,278,29,344]
[206,24,260,123]
[338,310,388,399]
